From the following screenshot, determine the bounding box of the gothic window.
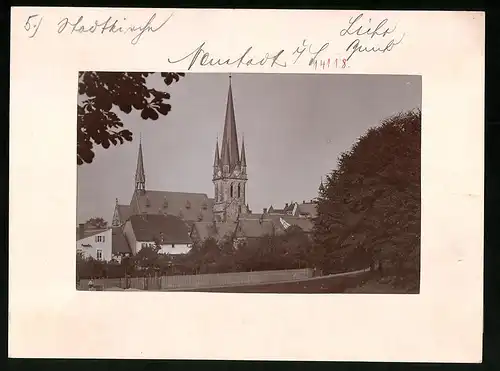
[230,184,234,198]
[237,184,241,198]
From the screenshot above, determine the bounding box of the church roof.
[117,204,132,221]
[131,190,214,222]
[112,227,131,254]
[128,214,192,244]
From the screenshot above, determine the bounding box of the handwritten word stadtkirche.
[22,11,405,67]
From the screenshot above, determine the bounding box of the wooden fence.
[78,268,315,291]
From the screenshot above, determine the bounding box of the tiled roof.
[192,218,275,242]
[131,190,214,222]
[129,214,192,244]
[112,227,131,254]
[76,227,108,241]
[264,215,314,234]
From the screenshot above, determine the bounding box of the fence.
[79,268,315,291]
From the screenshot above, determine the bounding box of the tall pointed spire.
[220,74,240,171]
[240,134,247,167]
[221,138,231,171]
[135,135,146,192]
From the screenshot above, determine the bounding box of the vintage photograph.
[76,72,421,294]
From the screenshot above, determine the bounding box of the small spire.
[319,177,325,191]
[213,137,220,168]
[240,134,247,167]
[115,198,119,205]
[135,136,146,192]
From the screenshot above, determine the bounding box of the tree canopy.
[313,109,421,290]
[78,71,185,165]
[85,217,108,229]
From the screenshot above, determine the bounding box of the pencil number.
[24,14,43,38]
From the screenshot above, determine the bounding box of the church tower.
[135,136,146,194]
[213,76,249,222]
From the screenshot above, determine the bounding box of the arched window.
[215,184,218,202]
[237,184,241,198]
[230,183,233,198]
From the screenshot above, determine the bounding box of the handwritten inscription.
[340,13,405,61]
[21,11,404,68]
[168,42,288,70]
[24,14,43,38]
[57,13,173,45]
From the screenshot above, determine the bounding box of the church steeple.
[220,74,240,172]
[212,74,249,222]
[135,135,146,193]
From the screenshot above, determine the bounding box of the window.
[95,235,105,243]
[230,184,233,198]
[96,249,103,260]
[237,184,241,198]
[171,244,175,248]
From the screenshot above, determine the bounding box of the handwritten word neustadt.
[168,42,288,70]
[57,13,173,45]
[340,13,405,61]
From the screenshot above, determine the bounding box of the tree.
[313,109,421,290]
[78,71,185,165]
[85,217,108,229]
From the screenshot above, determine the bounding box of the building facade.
[76,226,113,262]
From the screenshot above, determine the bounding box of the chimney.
[263,208,267,214]
[78,223,85,240]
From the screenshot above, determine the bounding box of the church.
[111,76,318,252]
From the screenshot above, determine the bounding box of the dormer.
[201,201,208,210]
[163,197,168,209]
[185,200,191,209]
[145,196,150,207]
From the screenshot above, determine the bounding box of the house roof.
[264,215,314,234]
[112,227,131,254]
[130,190,214,222]
[297,202,318,218]
[192,218,276,242]
[76,227,108,241]
[129,214,192,244]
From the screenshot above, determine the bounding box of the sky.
[77,73,421,224]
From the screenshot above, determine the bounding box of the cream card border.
[9,8,484,362]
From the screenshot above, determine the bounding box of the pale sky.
[77,73,421,224]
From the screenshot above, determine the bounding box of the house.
[123,214,193,255]
[76,223,113,261]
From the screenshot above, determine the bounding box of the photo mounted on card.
[9,7,484,362]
